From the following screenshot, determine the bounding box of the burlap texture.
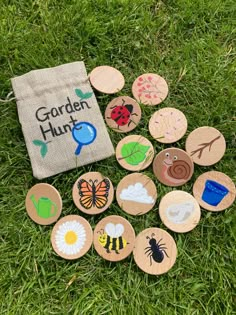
[11,61,114,179]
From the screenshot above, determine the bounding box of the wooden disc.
[193,171,236,211]
[89,66,125,94]
[105,96,142,133]
[93,215,135,262]
[132,73,168,106]
[149,107,187,143]
[159,191,201,233]
[116,173,157,215]
[116,135,154,171]
[133,228,177,275]
[51,215,93,260]
[153,148,194,187]
[72,172,114,215]
[185,127,226,166]
[25,183,62,225]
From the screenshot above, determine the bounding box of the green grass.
[0,0,236,314]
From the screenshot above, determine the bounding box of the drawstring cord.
[0,91,16,103]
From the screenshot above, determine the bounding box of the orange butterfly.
[78,179,110,209]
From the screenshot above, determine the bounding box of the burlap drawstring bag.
[11,61,114,179]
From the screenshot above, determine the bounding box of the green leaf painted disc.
[121,142,150,165]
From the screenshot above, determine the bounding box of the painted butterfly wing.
[78,179,93,209]
[94,179,110,208]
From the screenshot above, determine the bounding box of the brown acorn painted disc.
[153,148,194,187]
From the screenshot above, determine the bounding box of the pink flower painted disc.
[132,73,168,106]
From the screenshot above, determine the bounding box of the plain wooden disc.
[133,228,177,275]
[89,66,125,94]
[185,126,226,166]
[132,73,168,105]
[149,107,187,143]
[105,96,142,133]
[159,191,201,233]
[25,183,62,225]
[193,171,236,211]
[51,215,93,260]
[116,173,157,215]
[93,215,135,262]
[153,148,194,187]
[72,172,114,215]
[116,135,154,171]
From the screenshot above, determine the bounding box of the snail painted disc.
[51,215,93,260]
[133,228,177,275]
[159,191,201,233]
[132,73,168,106]
[25,183,62,225]
[93,215,135,262]
[116,173,157,215]
[185,127,226,166]
[116,135,155,171]
[89,66,125,94]
[105,96,142,133]
[149,107,188,143]
[72,172,114,215]
[153,148,194,187]
[193,171,236,211]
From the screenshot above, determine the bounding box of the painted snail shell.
[167,160,191,180]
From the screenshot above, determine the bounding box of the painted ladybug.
[108,99,138,129]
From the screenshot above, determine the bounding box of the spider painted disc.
[133,228,177,275]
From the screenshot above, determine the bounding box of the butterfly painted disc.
[72,172,114,215]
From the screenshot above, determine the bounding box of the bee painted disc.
[153,148,194,187]
[89,66,125,94]
[25,183,62,225]
[132,73,168,106]
[116,173,157,215]
[93,215,135,262]
[51,215,93,260]
[105,96,141,133]
[133,228,177,275]
[185,127,226,166]
[116,135,155,171]
[149,107,187,143]
[193,171,236,211]
[72,172,114,215]
[159,191,201,233]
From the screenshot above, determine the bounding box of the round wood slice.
[185,126,226,166]
[153,148,194,187]
[133,227,177,275]
[25,183,62,225]
[116,173,157,215]
[149,107,187,143]
[72,172,114,215]
[193,171,236,211]
[89,66,125,94]
[51,215,93,260]
[132,73,168,105]
[159,191,201,233]
[116,135,154,171]
[105,96,141,133]
[93,215,135,262]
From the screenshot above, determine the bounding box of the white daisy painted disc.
[51,215,93,260]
